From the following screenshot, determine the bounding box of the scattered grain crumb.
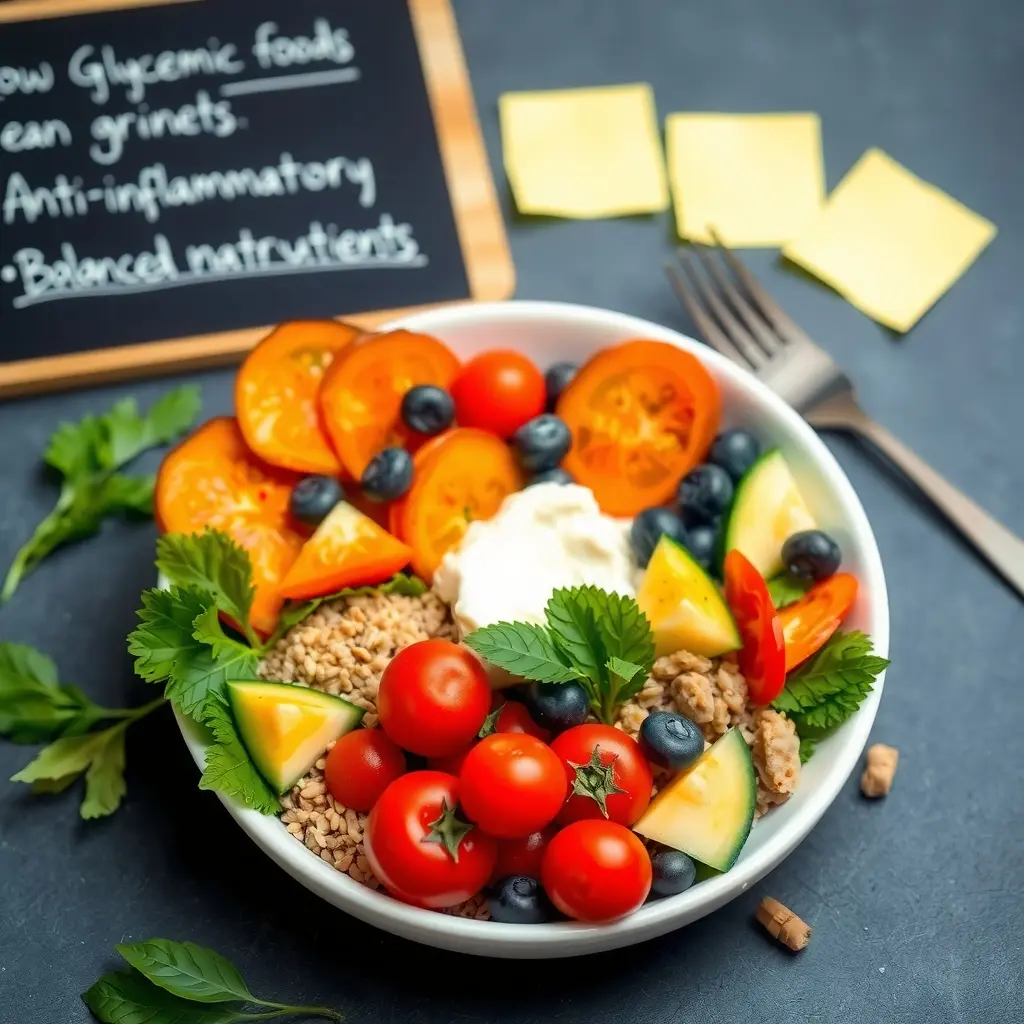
[756,896,811,951]
[861,743,899,797]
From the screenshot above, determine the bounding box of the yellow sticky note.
[783,149,997,332]
[665,112,825,246]
[499,83,668,218]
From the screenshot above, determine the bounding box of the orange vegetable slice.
[279,501,413,601]
[319,329,461,479]
[778,573,858,671]
[155,417,305,634]
[236,320,362,475]
[399,428,525,580]
[558,340,721,517]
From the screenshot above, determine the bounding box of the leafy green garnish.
[767,574,811,609]
[772,631,889,761]
[465,585,655,724]
[1,386,200,603]
[83,938,341,1023]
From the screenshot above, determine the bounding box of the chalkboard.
[0,0,513,395]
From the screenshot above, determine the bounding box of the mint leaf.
[81,726,128,819]
[767,575,811,609]
[156,531,255,643]
[545,587,608,686]
[464,622,583,683]
[115,939,255,1004]
[82,970,249,1024]
[198,694,279,815]
[588,588,655,680]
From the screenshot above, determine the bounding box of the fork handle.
[814,406,1024,599]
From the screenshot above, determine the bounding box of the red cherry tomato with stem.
[377,639,491,757]
[541,819,652,922]
[363,771,496,909]
[724,550,786,703]
[778,573,858,671]
[450,350,546,439]
[459,733,567,839]
[323,729,406,812]
[550,724,652,827]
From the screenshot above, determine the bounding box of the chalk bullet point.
[1,266,16,283]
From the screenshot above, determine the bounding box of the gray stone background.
[1,1,1022,1021]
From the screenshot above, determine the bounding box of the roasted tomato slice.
[778,573,858,671]
[319,330,460,479]
[155,418,305,634]
[235,320,362,475]
[723,549,786,704]
[558,340,720,517]
[399,428,524,580]
[279,501,412,601]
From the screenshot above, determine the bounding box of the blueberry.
[512,414,572,473]
[639,711,704,771]
[683,523,717,571]
[524,681,589,734]
[488,875,553,924]
[544,361,578,411]
[782,529,842,582]
[709,429,761,482]
[528,467,574,487]
[289,475,344,527]
[650,849,697,898]
[360,447,414,502]
[678,464,733,526]
[630,507,687,567]
[400,385,455,436]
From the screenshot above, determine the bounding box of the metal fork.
[665,233,1024,600]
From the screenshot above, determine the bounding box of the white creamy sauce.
[434,482,639,638]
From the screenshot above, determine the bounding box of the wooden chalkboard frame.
[0,0,514,396]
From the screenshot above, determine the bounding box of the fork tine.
[691,243,783,355]
[671,249,768,369]
[664,257,752,369]
[708,227,812,344]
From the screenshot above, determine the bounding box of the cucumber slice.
[637,536,741,658]
[722,449,815,578]
[633,727,755,872]
[227,681,364,794]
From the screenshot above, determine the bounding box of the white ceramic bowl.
[179,300,889,958]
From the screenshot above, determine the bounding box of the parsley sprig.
[83,937,341,1023]
[1,641,164,818]
[772,630,889,762]
[1,386,200,603]
[128,529,424,813]
[465,586,655,724]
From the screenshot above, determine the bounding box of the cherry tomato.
[550,724,653,827]
[490,825,556,884]
[323,729,406,812]
[541,819,652,922]
[459,733,567,839]
[558,340,720,517]
[364,771,496,909]
[491,700,552,742]
[724,550,786,704]
[778,573,858,671]
[377,639,491,757]
[450,350,546,439]
[428,747,474,776]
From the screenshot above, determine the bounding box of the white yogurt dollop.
[433,482,638,639]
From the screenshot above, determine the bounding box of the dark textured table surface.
[2,1,1023,1021]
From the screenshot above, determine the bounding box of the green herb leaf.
[464,622,583,683]
[198,694,279,815]
[267,574,427,651]
[82,970,249,1024]
[192,605,253,662]
[798,734,818,763]
[98,387,201,469]
[81,726,128,819]
[773,631,889,731]
[606,655,646,702]
[100,473,156,516]
[115,939,255,1004]
[589,589,656,680]
[767,575,811,609]
[545,587,608,686]
[156,531,256,644]
[10,729,115,784]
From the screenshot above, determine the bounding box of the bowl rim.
[177,299,889,956]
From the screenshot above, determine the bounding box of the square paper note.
[783,148,997,332]
[665,112,825,246]
[499,83,669,218]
